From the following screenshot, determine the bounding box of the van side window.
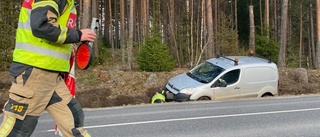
[220,69,240,85]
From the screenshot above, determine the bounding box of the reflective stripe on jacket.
[151,94,166,104]
[13,0,77,72]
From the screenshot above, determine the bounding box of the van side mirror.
[213,79,227,87]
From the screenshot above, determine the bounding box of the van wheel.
[197,96,211,101]
[262,93,273,98]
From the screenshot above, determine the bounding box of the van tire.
[197,96,211,101]
[261,93,273,98]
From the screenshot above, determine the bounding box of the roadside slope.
[0,68,319,110]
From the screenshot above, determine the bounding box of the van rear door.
[241,67,278,97]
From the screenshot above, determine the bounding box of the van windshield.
[186,61,225,83]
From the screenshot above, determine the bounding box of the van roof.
[207,56,275,69]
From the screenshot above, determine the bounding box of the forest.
[0,0,320,71]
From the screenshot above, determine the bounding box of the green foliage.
[286,39,306,68]
[0,1,20,70]
[91,37,111,66]
[286,46,300,68]
[137,33,175,72]
[0,21,14,70]
[217,13,247,56]
[255,35,279,63]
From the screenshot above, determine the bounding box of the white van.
[165,55,279,101]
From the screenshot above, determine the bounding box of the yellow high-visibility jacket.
[151,94,166,104]
[13,0,80,72]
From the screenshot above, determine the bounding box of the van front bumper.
[165,91,191,102]
[174,93,191,102]
[165,85,191,102]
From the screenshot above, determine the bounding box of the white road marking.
[46,107,320,132]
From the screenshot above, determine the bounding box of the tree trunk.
[194,0,202,67]
[141,0,148,44]
[162,1,169,45]
[234,0,238,53]
[196,0,206,65]
[234,0,237,34]
[265,0,270,38]
[202,0,207,60]
[82,0,91,29]
[260,0,263,36]
[114,0,119,49]
[288,1,292,50]
[169,0,180,67]
[146,0,149,35]
[249,5,255,52]
[77,0,82,28]
[0,0,2,19]
[310,0,316,68]
[206,0,215,58]
[108,0,114,57]
[278,0,289,68]
[299,0,303,67]
[316,0,320,68]
[272,0,278,41]
[92,0,97,19]
[104,0,109,43]
[136,1,141,46]
[190,0,194,67]
[91,0,99,58]
[120,0,126,64]
[214,0,220,55]
[98,0,103,34]
[128,0,135,70]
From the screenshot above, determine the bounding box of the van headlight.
[179,88,195,95]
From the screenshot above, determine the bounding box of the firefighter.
[0,0,96,137]
[151,89,166,104]
[55,44,81,136]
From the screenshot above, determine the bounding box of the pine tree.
[0,0,20,70]
[137,28,175,72]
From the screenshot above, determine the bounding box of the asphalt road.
[1,95,320,137]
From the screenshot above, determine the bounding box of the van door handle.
[235,87,240,90]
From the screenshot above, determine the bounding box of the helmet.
[157,88,165,95]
